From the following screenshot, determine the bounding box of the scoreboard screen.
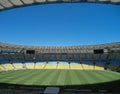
[94,49,103,54]
[26,50,35,54]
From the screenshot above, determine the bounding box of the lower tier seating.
[26,63,34,69]
[95,66,104,70]
[0,65,5,70]
[45,64,57,69]
[14,63,23,69]
[35,63,46,69]
[82,64,94,70]
[0,62,107,70]
[3,64,14,70]
[57,64,69,69]
[70,64,83,69]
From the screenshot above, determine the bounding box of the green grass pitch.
[0,69,120,86]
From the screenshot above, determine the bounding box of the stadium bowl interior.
[0,0,120,93]
[0,42,120,94]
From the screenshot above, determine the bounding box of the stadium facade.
[0,0,120,11]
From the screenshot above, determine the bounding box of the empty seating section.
[59,62,68,64]
[70,63,83,69]
[26,63,34,69]
[1,61,118,70]
[13,63,23,69]
[82,64,94,70]
[49,61,57,64]
[57,62,69,69]
[81,61,94,70]
[0,59,8,64]
[3,63,14,70]
[35,62,46,69]
[0,65,4,70]
[95,66,103,70]
[45,64,57,69]
[108,60,119,70]
[95,62,104,70]
[57,64,69,69]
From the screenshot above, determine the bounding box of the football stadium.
[0,0,120,94]
[0,42,120,94]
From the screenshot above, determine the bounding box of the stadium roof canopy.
[0,42,120,62]
[0,0,120,11]
[0,42,120,52]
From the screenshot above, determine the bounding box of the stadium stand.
[70,63,83,69]
[82,64,93,70]
[95,66,104,70]
[45,64,57,69]
[35,62,46,69]
[3,63,14,70]
[0,42,120,94]
[0,0,120,93]
[13,63,23,69]
[1,61,104,70]
[26,63,34,69]
[57,64,69,69]
[57,62,69,69]
[0,64,4,70]
[109,60,120,69]
[0,42,119,71]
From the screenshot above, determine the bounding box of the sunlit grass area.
[0,69,119,86]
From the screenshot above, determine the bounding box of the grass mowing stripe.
[95,70,118,81]
[104,71,120,77]
[14,70,45,85]
[97,70,120,81]
[75,70,88,84]
[0,70,24,79]
[33,69,54,85]
[41,70,54,85]
[111,71,120,75]
[11,70,41,84]
[86,70,106,84]
[0,70,31,82]
[26,70,47,85]
[78,70,96,84]
[0,70,120,86]
[41,69,60,85]
[2,70,34,84]
[19,70,43,85]
[65,70,72,85]
[75,70,93,85]
[49,70,61,85]
[21,69,45,85]
[56,70,67,85]
[69,70,82,85]
[88,70,116,83]
[74,70,92,85]
[0,70,16,76]
[85,70,108,83]
[89,70,110,83]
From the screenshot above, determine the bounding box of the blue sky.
[0,3,120,46]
